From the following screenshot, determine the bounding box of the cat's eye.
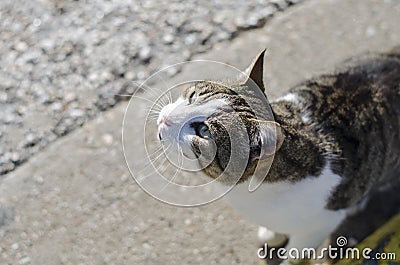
[188,91,197,104]
[197,124,211,139]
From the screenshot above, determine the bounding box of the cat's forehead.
[181,83,247,111]
[177,80,272,121]
[184,81,237,97]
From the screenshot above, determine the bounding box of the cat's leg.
[258,226,288,247]
[258,226,289,265]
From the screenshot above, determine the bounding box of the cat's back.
[291,47,400,209]
[294,47,400,117]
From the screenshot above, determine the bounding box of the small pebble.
[33,175,44,184]
[102,133,113,145]
[10,152,20,163]
[124,71,136,80]
[70,109,85,118]
[142,243,152,250]
[15,42,28,52]
[162,34,174,44]
[120,174,129,182]
[19,256,31,265]
[11,243,19,250]
[33,18,42,27]
[139,47,152,62]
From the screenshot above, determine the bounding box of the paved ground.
[0,0,399,264]
[0,0,301,175]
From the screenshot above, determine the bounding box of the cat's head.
[157,50,284,184]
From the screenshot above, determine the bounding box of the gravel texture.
[0,0,301,176]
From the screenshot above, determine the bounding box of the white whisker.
[113,93,134,97]
[135,143,170,178]
[137,144,175,182]
[160,145,184,191]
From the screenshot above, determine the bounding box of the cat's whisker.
[134,144,171,178]
[168,91,173,105]
[146,118,158,123]
[147,107,161,115]
[131,81,164,95]
[158,94,171,108]
[112,93,134,97]
[146,115,161,122]
[152,73,172,92]
[147,144,165,157]
[149,103,163,110]
[164,89,173,105]
[160,145,184,192]
[124,86,167,110]
[147,110,163,121]
[130,81,171,107]
[145,106,163,116]
[148,72,176,106]
[136,157,167,182]
[137,144,175,182]
[132,145,163,168]
[151,101,166,111]
[156,156,173,176]
[147,97,168,111]
[149,144,171,162]
[136,158,168,183]
[123,94,166,110]
[128,83,172,111]
[109,83,165,104]
[148,112,161,118]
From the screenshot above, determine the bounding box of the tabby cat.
[157,47,400,258]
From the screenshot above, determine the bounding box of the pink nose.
[159,115,172,126]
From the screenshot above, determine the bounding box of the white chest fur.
[223,163,347,249]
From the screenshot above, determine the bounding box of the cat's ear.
[244,49,266,92]
[251,120,284,160]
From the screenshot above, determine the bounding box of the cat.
[156,47,400,261]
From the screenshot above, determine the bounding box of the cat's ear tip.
[256,48,267,59]
[244,49,267,92]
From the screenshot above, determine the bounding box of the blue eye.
[197,123,211,139]
[188,92,197,104]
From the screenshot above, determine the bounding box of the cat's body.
[277,52,400,210]
[157,47,400,257]
[221,48,400,251]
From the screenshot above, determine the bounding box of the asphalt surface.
[0,0,399,264]
[0,0,300,176]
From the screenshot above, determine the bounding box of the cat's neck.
[264,100,335,183]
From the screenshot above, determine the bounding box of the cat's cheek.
[180,135,196,159]
[196,138,223,177]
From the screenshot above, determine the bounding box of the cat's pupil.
[195,123,211,139]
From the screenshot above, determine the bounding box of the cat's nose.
[157,115,172,126]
